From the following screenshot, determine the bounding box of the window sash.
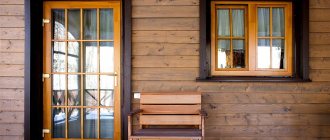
[211,1,293,76]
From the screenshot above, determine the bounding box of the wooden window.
[211,1,293,76]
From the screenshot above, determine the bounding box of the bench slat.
[140,115,201,125]
[141,105,201,114]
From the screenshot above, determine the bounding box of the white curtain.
[217,9,230,36]
[232,9,245,37]
[272,8,285,37]
[258,8,270,37]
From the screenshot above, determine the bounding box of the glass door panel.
[43,2,120,140]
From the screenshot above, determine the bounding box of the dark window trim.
[197,0,310,82]
[24,0,132,140]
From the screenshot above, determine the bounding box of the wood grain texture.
[310,57,330,69]
[0,40,24,53]
[0,28,24,39]
[132,0,199,6]
[310,33,330,45]
[310,45,330,57]
[0,99,24,111]
[0,89,24,100]
[141,93,201,104]
[0,5,24,15]
[310,22,330,32]
[0,124,23,136]
[0,77,24,88]
[140,115,201,125]
[133,18,199,31]
[132,43,199,56]
[310,9,330,21]
[0,16,24,27]
[0,111,24,123]
[310,0,330,8]
[0,0,23,5]
[132,68,198,80]
[132,56,199,68]
[132,6,199,17]
[0,65,24,76]
[0,53,24,65]
[132,31,199,43]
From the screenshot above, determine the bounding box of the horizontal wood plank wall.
[132,0,330,139]
[0,0,24,140]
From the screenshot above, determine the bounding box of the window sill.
[196,76,311,82]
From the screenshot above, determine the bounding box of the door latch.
[42,73,51,82]
[42,129,50,137]
[42,19,50,26]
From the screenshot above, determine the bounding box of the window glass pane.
[52,107,66,138]
[52,42,66,72]
[232,9,245,37]
[84,75,98,106]
[83,9,97,40]
[100,42,114,72]
[217,9,230,37]
[68,108,81,138]
[84,108,98,138]
[100,75,114,107]
[84,42,98,73]
[68,9,81,40]
[52,74,66,106]
[233,40,245,68]
[52,9,65,40]
[272,39,285,69]
[258,8,270,37]
[100,9,114,40]
[68,75,80,106]
[100,108,114,138]
[272,8,285,37]
[257,39,271,68]
[217,40,231,68]
[68,42,80,72]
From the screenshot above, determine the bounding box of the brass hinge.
[42,129,50,137]
[42,73,51,82]
[42,19,50,27]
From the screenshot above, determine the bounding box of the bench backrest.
[140,92,201,127]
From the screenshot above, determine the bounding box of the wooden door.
[43,1,121,140]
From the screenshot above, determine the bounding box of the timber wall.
[0,0,24,139]
[131,0,330,139]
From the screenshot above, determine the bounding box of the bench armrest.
[199,109,208,117]
[128,109,143,116]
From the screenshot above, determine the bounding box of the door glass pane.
[100,42,114,72]
[68,9,81,40]
[52,9,65,40]
[52,107,66,138]
[232,9,245,37]
[100,108,114,138]
[68,75,80,106]
[84,75,98,106]
[83,9,97,40]
[68,42,80,72]
[68,108,81,138]
[217,9,230,37]
[84,42,98,73]
[52,74,66,106]
[100,75,114,106]
[233,40,245,68]
[84,108,98,138]
[272,39,285,69]
[258,8,270,37]
[52,42,66,72]
[217,40,231,68]
[257,39,271,68]
[100,9,114,40]
[272,8,285,37]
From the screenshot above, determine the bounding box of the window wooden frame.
[211,1,293,76]
[198,0,310,82]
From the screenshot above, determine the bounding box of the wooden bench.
[128,92,206,140]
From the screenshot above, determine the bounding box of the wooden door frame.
[24,0,132,140]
